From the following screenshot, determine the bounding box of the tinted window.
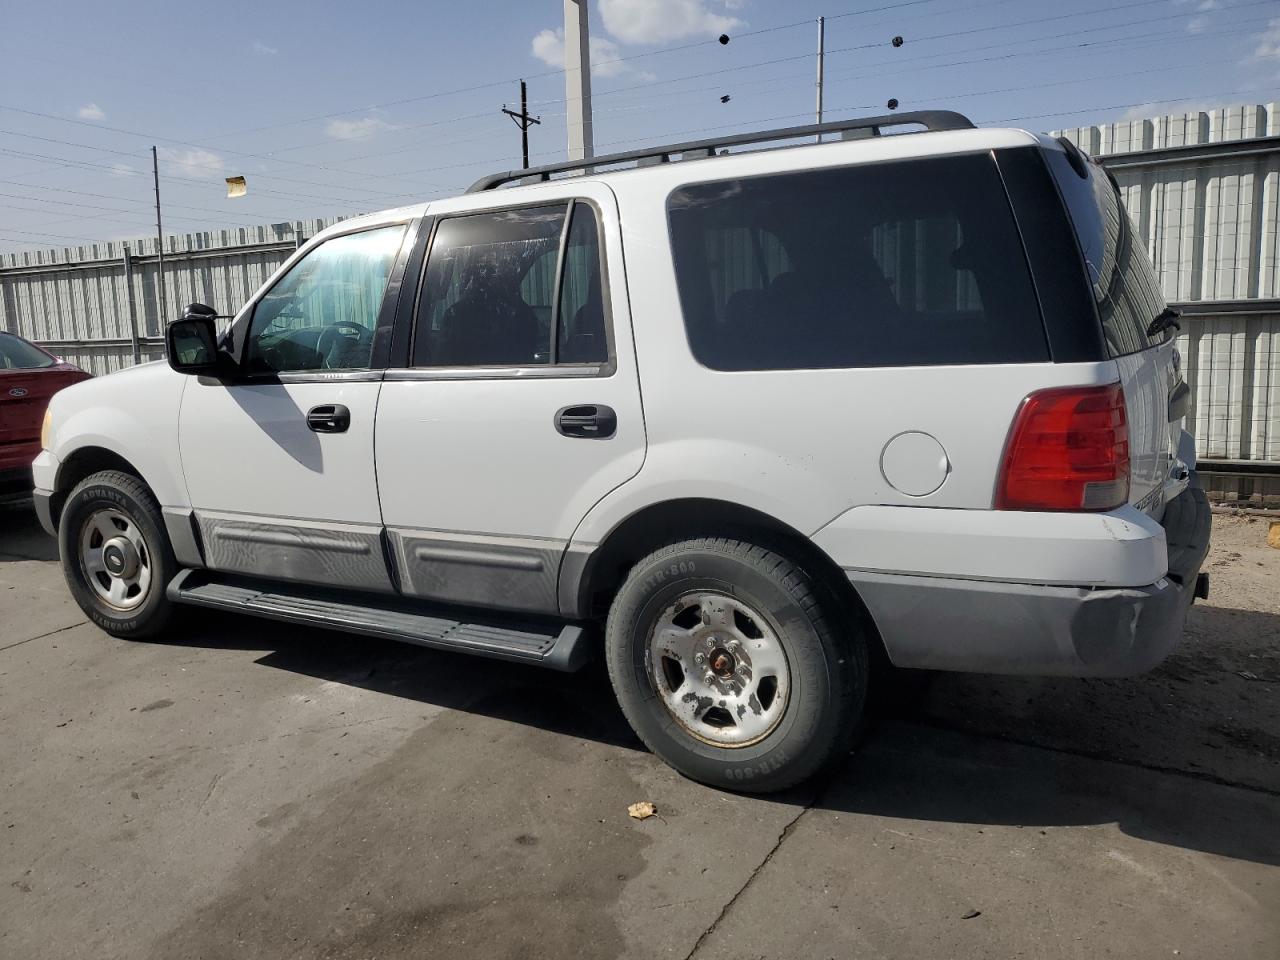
[0,333,56,370]
[245,225,406,374]
[667,154,1048,370]
[556,204,608,363]
[1046,148,1166,357]
[413,205,566,366]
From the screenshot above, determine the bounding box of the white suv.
[33,112,1211,792]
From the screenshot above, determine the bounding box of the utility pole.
[564,0,593,160]
[815,16,825,140]
[501,80,542,170]
[150,146,167,323]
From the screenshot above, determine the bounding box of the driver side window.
[244,225,406,374]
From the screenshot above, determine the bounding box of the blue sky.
[1,0,1278,253]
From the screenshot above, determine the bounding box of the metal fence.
[0,219,339,373]
[3,104,1280,504]
[1059,102,1280,504]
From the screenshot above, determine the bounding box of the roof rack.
[467,110,975,193]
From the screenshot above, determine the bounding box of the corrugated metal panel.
[0,219,340,375]
[1174,311,1280,462]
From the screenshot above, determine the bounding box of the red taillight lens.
[996,383,1129,511]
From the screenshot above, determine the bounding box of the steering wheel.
[316,321,369,368]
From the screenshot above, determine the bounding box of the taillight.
[996,383,1129,511]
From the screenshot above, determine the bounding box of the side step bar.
[167,569,592,672]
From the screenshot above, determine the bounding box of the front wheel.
[605,537,868,793]
[58,470,178,639]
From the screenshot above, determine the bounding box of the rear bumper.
[848,484,1212,677]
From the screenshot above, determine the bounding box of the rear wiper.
[1146,307,1182,338]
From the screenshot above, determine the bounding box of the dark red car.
[0,332,92,494]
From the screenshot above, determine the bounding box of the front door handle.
[555,404,617,439]
[306,404,351,433]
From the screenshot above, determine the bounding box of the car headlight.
[40,409,53,450]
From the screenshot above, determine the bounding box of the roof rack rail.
[467,110,975,193]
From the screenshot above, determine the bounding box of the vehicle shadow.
[0,496,58,561]
[169,608,645,753]
[164,605,1280,869]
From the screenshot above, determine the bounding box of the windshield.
[0,333,56,370]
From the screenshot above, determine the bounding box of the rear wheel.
[605,537,867,793]
[58,470,177,638]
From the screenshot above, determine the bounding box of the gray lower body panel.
[31,487,56,536]
[386,528,564,615]
[161,507,204,568]
[848,570,1190,677]
[196,512,393,592]
[849,484,1212,678]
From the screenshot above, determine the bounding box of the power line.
[531,0,1272,111]
[0,145,427,208]
[0,179,303,219]
[0,122,430,198]
[203,0,949,142]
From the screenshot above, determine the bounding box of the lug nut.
[704,674,714,686]
[694,653,705,664]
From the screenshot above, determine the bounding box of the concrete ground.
[1,498,1277,960]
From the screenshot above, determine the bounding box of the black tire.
[58,469,177,639]
[605,537,868,793]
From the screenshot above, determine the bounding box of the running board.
[167,569,592,671]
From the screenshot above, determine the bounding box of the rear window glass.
[666,153,1048,371]
[1045,148,1166,357]
[0,333,55,369]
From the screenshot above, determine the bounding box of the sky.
[1,0,1278,254]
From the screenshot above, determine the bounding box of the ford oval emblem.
[8,387,27,398]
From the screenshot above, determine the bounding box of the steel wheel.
[78,507,152,611]
[646,590,790,747]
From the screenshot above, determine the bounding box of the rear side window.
[1045,148,1166,357]
[666,153,1047,371]
[412,201,609,367]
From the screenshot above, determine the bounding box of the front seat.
[432,265,539,366]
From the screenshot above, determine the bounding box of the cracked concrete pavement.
[1,498,1278,959]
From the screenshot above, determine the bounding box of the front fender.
[46,362,190,507]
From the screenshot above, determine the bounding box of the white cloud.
[158,147,225,179]
[598,0,741,46]
[109,162,135,177]
[531,27,651,79]
[1251,18,1280,61]
[77,103,105,121]
[251,40,278,55]
[325,115,396,141]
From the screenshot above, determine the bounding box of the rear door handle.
[555,404,617,439]
[306,404,351,433]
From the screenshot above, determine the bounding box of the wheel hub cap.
[79,508,151,611]
[647,591,790,748]
[102,537,139,579]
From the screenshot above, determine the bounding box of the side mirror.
[166,312,227,376]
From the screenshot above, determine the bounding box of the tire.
[58,469,177,639]
[605,537,868,793]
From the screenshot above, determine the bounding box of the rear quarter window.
[666,153,1048,371]
[1044,148,1167,357]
